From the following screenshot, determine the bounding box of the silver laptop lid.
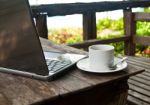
[0,0,49,75]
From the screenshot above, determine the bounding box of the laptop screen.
[0,0,49,75]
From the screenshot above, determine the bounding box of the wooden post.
[83,12,97,40]
[35,14,48,39]
[124,9,136,56]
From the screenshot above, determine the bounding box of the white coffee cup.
[89,44,114,70]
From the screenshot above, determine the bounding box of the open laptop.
[0,0,86,81]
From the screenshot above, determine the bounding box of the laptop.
[0,0,86,81]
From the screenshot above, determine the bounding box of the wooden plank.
[134,36,150,45]
[128,95,150,105]
[51,73,92,92]
[128,89,150,104]
[68,36,129,49]
[127,57,150,68]
[127,60,150,70]
[35,14,48,39]
[129,76,150,86]
[70,68,128,85]
[127,64,150,74]
[71,65,144,85]
[127,56,150,63]
[136,73,150,81]
[0,73,67,105]
[31,1,150,16]
[134,12,150,21]
[124,10,136,56]
[129,83,150,97]
[126,56,150,105]
[40,38,88,55]
[44,81,128,105]
[142,71,150,77]
[127,57,150,77]
[128,79,150,91]
[83,12,96,40]
[127,60,150,77]
[127,62,149,72]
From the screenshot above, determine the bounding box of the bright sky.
[29,0,122,5]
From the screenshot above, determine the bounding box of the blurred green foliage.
[97,18,124,31]
[48,17,150,57]
[48,28,82,44]
[136,21,150,36]
[144,7,150,12]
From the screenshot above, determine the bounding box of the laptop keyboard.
[46,59,72,74]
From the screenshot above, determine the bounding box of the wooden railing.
[31,0,150,56]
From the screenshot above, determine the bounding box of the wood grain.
[68,36,129,49]
[134,12,150,21]
[124,10,136,56]
[134,36,150,46]
[127,56,150,105]
[35,14,48,39]
[31,1,150,16]
[0,38,145,105]
[83,12,96,40]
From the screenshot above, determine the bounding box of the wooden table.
[0,38,144,105]
[127,56,150,105]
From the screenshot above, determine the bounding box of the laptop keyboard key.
[46,60,71,73]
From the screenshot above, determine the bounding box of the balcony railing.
[31,0,150,56]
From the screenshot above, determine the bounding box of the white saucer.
[76,57,127,73]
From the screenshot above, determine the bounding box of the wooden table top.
[0,38,144,105]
